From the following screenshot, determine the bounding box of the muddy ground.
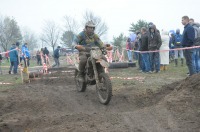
[0,67,200,132]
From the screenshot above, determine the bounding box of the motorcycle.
[74,45,112,105]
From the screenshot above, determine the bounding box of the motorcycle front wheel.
[96,73,112,105]
[74,69,87,92]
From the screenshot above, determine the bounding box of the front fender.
[96,59,109,68]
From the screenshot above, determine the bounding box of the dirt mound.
[120,81,181,108]
[160,74,200,130]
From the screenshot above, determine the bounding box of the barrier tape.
[0,82,12,85]
[0,48,18,55]
[0,48,30,55]
[123,45,200,53]
[105,46,200,62]
[110,76,145,83]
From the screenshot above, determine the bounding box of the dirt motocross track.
[0,68,200,132]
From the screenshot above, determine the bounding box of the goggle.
[87,26,95,30]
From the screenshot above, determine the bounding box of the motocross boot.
[78,61,86,82]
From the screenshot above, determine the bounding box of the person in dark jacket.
[36,50,42,65]
[0,51,2,74]
[43,47,49,56]
[126,38,133,62]
[189,18,200,73]
[52,46,61,67]
[181,16,196,76]
[43,47,49,64]
[136,31,143,71]
[148,24,162,73]
[9,44,18,74]
[140,27,151,73]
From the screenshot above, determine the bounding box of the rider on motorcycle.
[73,20,109,82]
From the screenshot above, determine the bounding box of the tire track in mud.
[0,82,176,132]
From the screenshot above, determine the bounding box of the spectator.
[148,22,160,34]
[168,30,175,62]
[36,50,42,65]
[15,42,21,65]
[9,43,18,74]
[135,31,143,71]
[181,16,196,76]
[5,50,9,62]
[140,27,151,73]
[52,46,61,67]
[148,24,162,73]
[22,43,30,67]
[43,47,49,64]
[126,38,133,62]
[160,32,169,71]
[40,48,44,63]
[173,29,184,67]
[129,32,137,60]
[0,51,2,74]
[189,18,200,73]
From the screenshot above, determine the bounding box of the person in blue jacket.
[21,43,30,67]
[173,29,184,66]
[9,43,18,74]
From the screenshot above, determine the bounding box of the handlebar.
[75,44,112,51]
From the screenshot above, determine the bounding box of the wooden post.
[17,48,23,84]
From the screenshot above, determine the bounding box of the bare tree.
[41,20,60,51]
[64,15,79,34]
[61,16,79,47]
[0,16,22,51]
[82,10,108,37]
[21,27,38,50]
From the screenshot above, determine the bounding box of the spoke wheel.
[96,73,112,105]
[74,69,86,92]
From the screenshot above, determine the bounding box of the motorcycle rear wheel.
[74,69,87,92]
[96,73,112,105]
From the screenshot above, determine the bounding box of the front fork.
[91,59,100,88]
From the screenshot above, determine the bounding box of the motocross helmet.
[85,20,95,28]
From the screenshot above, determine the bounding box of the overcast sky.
[1,0,200,42]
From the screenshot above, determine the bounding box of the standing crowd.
[126,16,200,76]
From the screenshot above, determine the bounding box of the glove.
[85,47,91,52]
[100,47,107,55]
[106,44,111,47]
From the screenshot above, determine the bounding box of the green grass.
[0,57,189,92]
[109,60,188,92]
